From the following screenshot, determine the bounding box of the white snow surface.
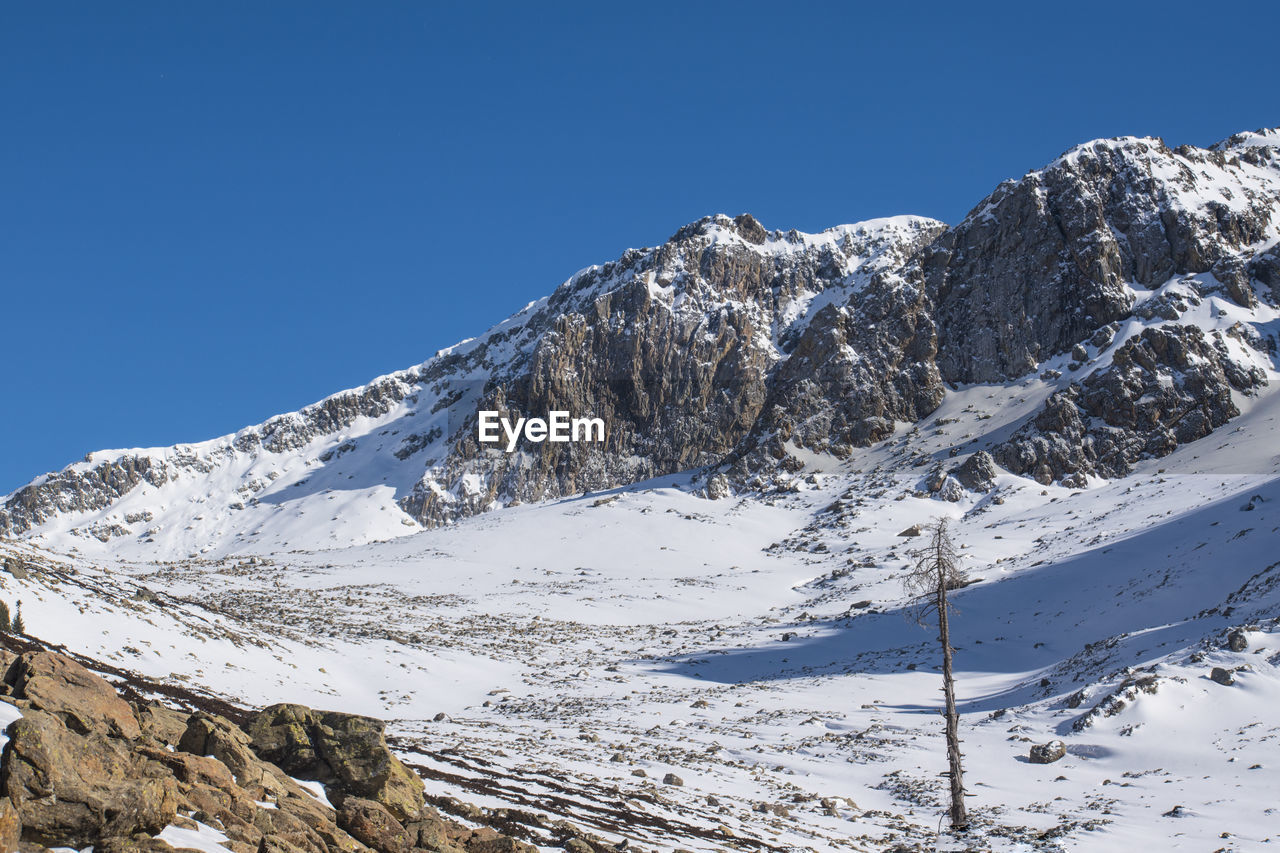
[157,819,233,852]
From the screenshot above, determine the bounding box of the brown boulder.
[1,709,177,847]
[1029,740,1067,764]
[137,701,191,746]
[137,741,237,791]
[259,838,314,853]
[337,797,411,853]
[3,652,140,740]
[462,827,538,853]
[311,713,423,822]
[247,704,325,778]
[179,713,288,799]
[248,705,424,823]
[405,811,457,852]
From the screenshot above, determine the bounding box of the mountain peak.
[1211,126,1280,151]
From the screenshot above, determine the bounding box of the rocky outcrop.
[401,214,946,525]
[1029,741,1066,764]
[0,648,556,853]
[0,456,173,538]
[3,650,141,739]
[248,704,425,822]
[0,370,423,538]
[950,451,998,493]
[993,325,1268,485]
[742,264,944,459]
[930,136,1277,383]
[4,709,180,847]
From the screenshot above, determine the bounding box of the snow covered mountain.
[1,128,1280,851]
[4,131,1278,554]
[0,213,947,552]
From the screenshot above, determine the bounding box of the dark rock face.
[1250,248,1280,303]
[951,451,998,492]
[931,137,1276,383]
[401,215,946,525]
[993,325,1268,485]
[744,267,944,459]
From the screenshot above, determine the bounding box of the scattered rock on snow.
[951,450,998,492]
[1210,666,1235,686]
[1029,741,1067,764]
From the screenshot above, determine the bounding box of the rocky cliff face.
[928,135,1277,383]
[3,129,1278,542]
[403,214,946,524]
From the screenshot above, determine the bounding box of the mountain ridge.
[3,128,1278,552]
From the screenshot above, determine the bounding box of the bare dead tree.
[903,517,969,831]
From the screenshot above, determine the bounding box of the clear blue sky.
[2,1,1276,491]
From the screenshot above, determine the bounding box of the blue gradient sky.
[2,1,1277,490]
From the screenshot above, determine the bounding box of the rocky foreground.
[0,640,628,853]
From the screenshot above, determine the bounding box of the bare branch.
[902,517,968,625]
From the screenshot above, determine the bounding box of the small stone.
[661,773,683,786]
[1210,667,1235,686]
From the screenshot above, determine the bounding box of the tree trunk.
[936,580,968,830]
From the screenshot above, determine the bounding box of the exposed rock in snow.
[1028,741,1066,764]
[993,324,1269,484]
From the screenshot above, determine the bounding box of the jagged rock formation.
[993,324,1269,485]
[0,646,630,853]
[400,213,947,524]
[2,129,1278,541]
[739,257,943,460]
[929,135,1277,383]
